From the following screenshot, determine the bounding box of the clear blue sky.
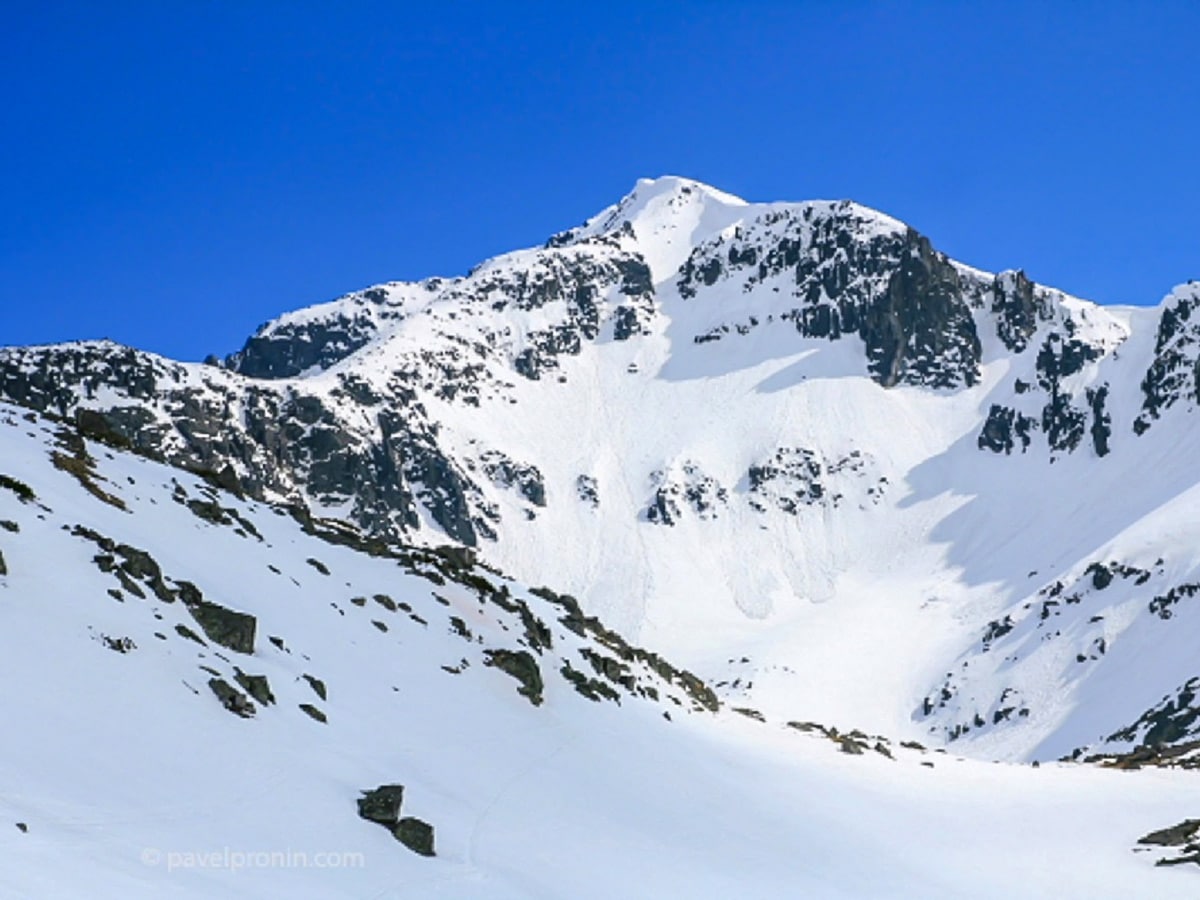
[4,1,1198,360]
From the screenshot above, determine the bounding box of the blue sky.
[4,1,1198,360]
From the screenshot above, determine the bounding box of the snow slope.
[1,402,1199,898]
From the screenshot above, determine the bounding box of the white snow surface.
[0,402,1198,899]
[4,178,1200,895]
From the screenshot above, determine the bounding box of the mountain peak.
[626,174,748,208]
[564,176,750,281]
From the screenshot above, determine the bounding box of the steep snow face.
[3,403,1200,899]
[0,179,1197,765]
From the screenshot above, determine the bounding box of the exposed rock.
[186,600,257,654]
[483,648,544,706]
[479,451,546,507]
[101,635,136,653]
[1087,385,1112,456]
[560,661,621,703]
[1148,583,1200,621]
[1139,819,1200,847]
[394,817,435,857]
[978,405,1036,454]
[303,674,327,701]
[175,624,206,645]
[1086,739,1200,771]
[580,647,634,691]
[645,462,727,525]
[357,785,405,825]
[50,433,127,510]
[356,784,436,857]
[0,474,35,503]
[733,707,765,722]
[1035,334,1096,452]
[208,678,255,718]
[226,297,386,378]
[748,447,824,510]
[575,474,599,508]
[679,208,981,388]
[1136,284,1200,432]
[861,230,981,388]
[1136,819,1200,867]
[1107,677,1200,748]
[0,341,486,548]
[991,270,1049,353]
[298,703,327,723]
[233,669,274,706]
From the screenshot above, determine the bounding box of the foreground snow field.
[1,404,1197,899]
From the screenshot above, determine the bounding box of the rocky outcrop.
[991,269,1050,353]
[0,342,490,546]
[483,648,544,705]
[357,784,436,856]
[645,462,727,525]
[357,784,405,825]
[1107,678,1200,749]
[978,405,1036,454]
[976,311,1117,457]
[1135,283,1200,433]
[678,206,982,388]
[222,283,444,378]
[1034,334,1097,452]
[208,678,256,718]
[185,599,257,654]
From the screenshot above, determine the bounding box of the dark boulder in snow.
[187,600,256,655]
[207,678,255,718]
[484,648,544,706]
[357,785,405,825]
[358,785,437,856]
[394,817,436,857]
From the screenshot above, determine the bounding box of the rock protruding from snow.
[676,203,983,388]
[1135,282,1200,433]
[991,269,1052,353]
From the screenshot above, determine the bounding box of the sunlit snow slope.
[2,402,1199,898]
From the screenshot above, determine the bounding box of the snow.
[6,180,1195,768]
[0,403,1198,898]
[4,178,1200,896]
[12,180,1194,766]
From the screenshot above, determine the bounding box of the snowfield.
[0,406,1198,898]
[3,177,1200,896]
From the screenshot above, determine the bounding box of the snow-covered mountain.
[4,177,1200,896]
